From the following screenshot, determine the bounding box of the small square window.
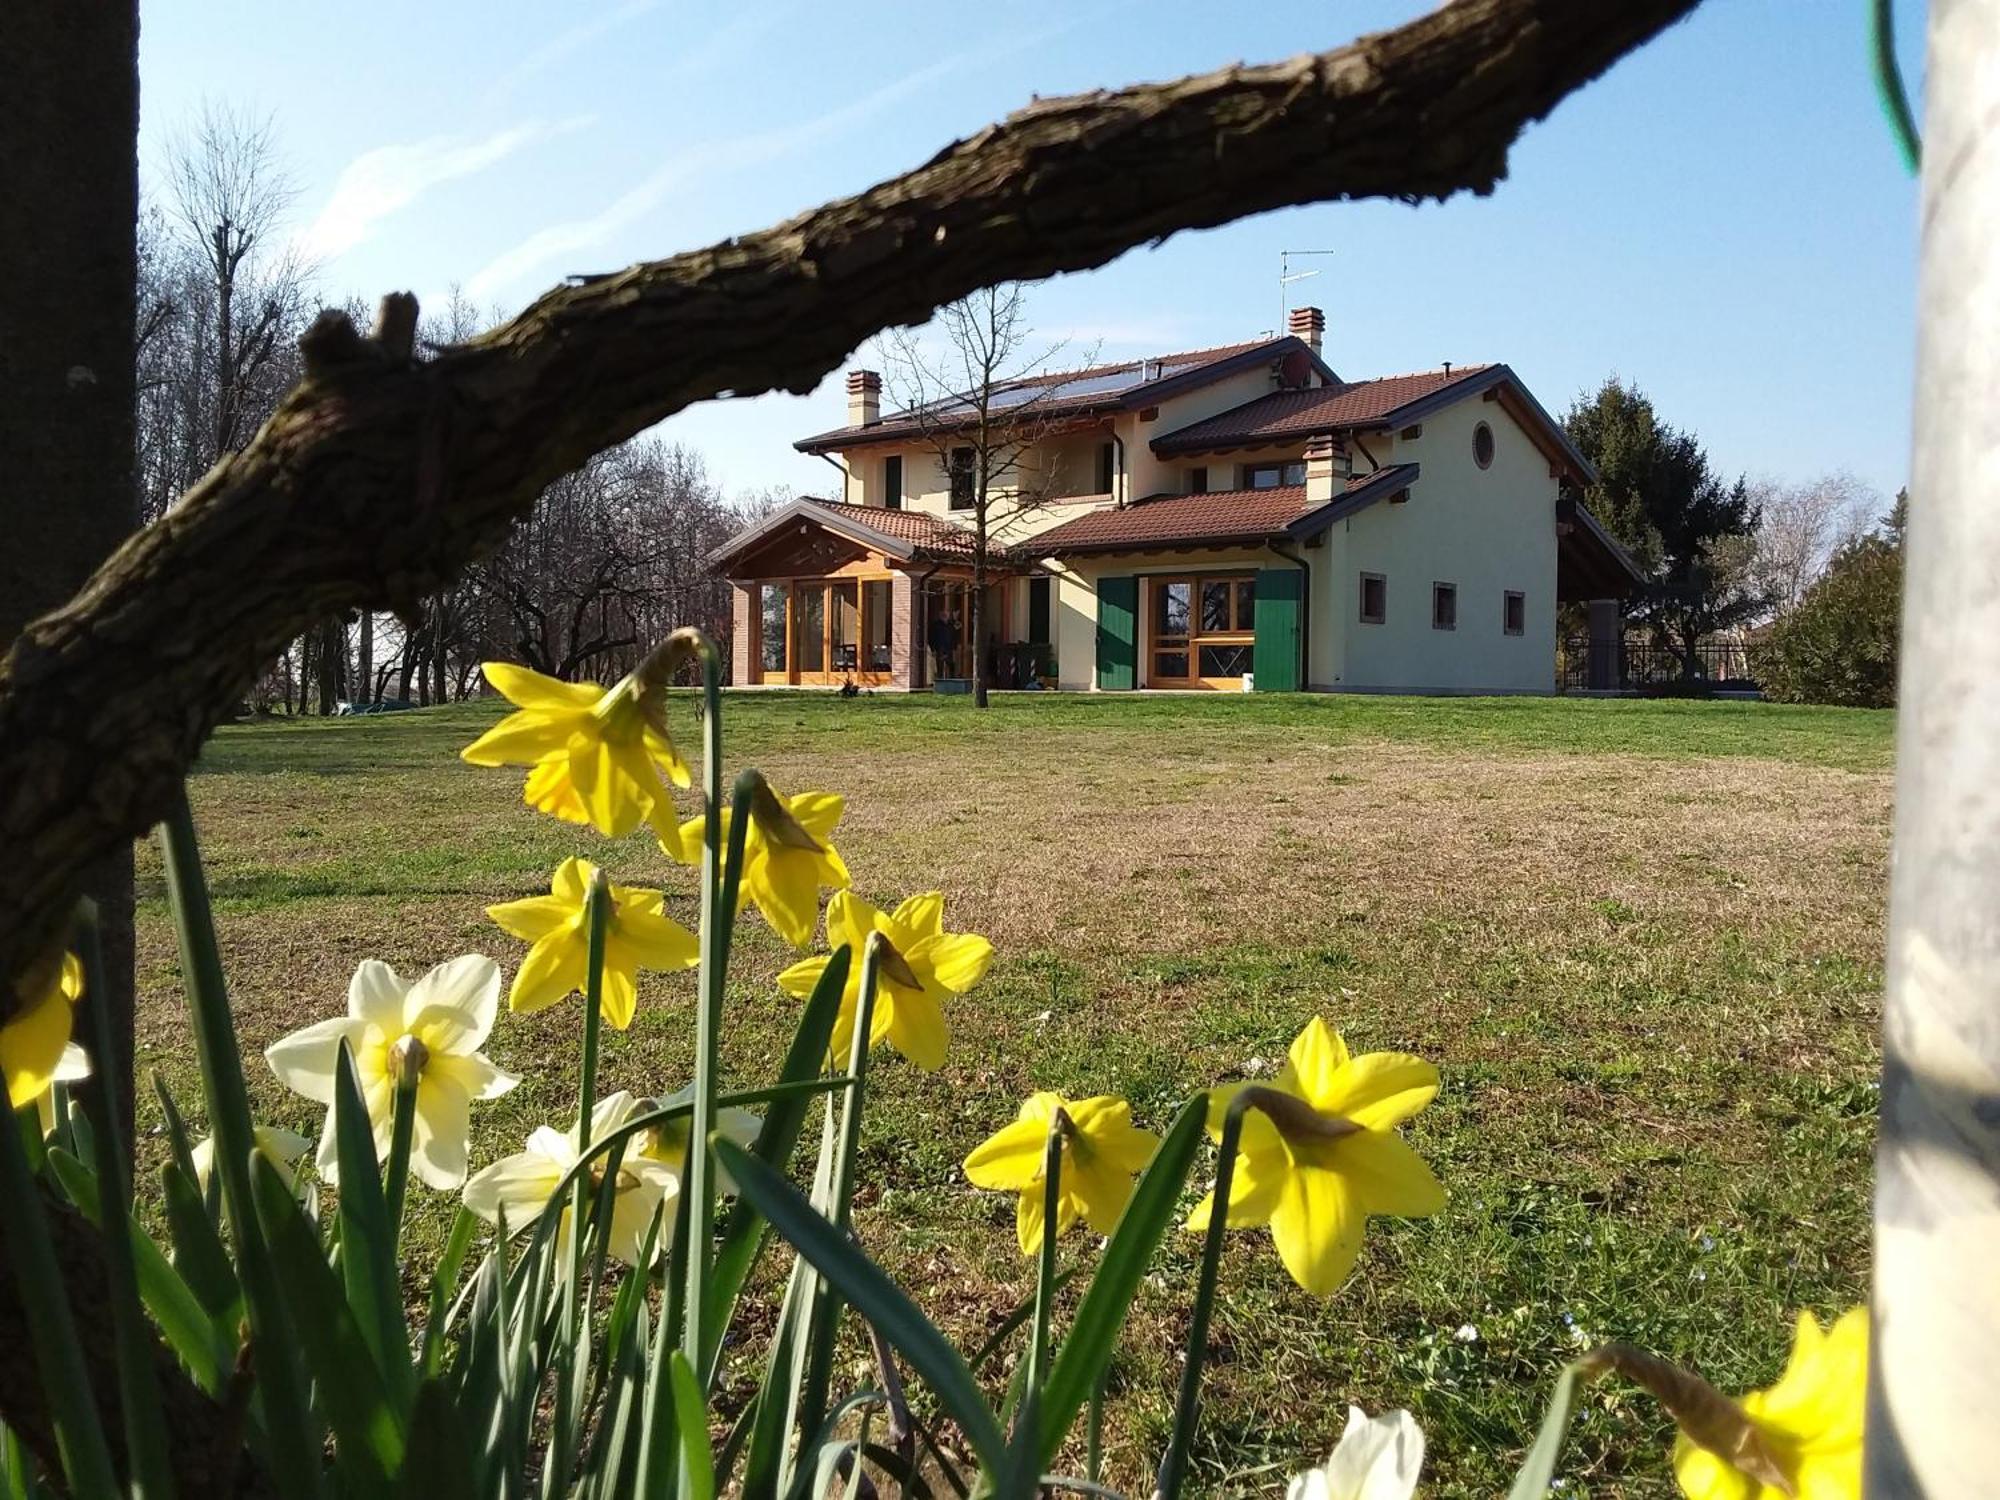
[1503,590,1526,636]
[1359,573,1386,625]
[1432,582,1457,631]
[1189,466,1208,495]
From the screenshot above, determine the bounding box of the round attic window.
[1473,421,1495,469]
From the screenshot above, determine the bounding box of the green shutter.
[1252,568,1303,691]
[1096,576,1137,690]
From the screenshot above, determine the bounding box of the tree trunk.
[1868,3,2000,1490]
[0,0,139,1134]
[356,610,374,704]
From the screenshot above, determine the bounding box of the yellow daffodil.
[461,661,690,839]
[265,955,519,1190]
[3,951,83,1112]
[1187,1017,1444,1297]
[963,1091,1159,1255]
[462,1091,679,1266]
[487,856,698,1028]
[1286,1406,1425,1500]
[667,782,850,948]
[776,891,992,1069]
[1672,1308,1867,1500]
[191,1125,313,1194]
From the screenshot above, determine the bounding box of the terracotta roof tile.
[1153,365,1501,453]
[797,337,1307,451]
[1032,471,1399,556]
[803,499,978,558]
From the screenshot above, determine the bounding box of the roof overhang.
[1556,495,1646,599]
[1285,464,1420,540]
[706,497,919,571]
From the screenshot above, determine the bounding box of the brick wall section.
[890,571,916,690]
[731,584,754,685]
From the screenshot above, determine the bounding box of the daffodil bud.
[388,1033,429,1090]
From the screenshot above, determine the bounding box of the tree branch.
[0,0,1700,993]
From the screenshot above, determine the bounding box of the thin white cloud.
[302,118,593,260]
[485,0,660,103]
[466,58,958,302]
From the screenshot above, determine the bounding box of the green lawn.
[135,691,1892,1495]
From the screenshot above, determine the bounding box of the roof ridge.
[1342,362,1500,385]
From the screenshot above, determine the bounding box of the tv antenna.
[1280,248,1336,326]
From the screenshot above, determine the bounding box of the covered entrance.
[711,497,1022,692]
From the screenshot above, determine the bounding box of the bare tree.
[1747,471,1877,618]
[882,284,1086,707]
[164,104,310,461]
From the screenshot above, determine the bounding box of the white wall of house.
[1319,395,1558,692]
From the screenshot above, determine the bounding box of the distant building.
[710,308,1640,693]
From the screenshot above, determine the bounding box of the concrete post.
[1585,597,1621,691]
[730,585,754,686]
[1868,7,2000,1493]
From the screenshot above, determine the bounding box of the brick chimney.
[1305,435,1349,504]
[1288,305,1325,354]
[846,369,881,427]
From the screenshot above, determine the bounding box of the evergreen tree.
[1564,378,1765,675]
[1753,491,1905,707]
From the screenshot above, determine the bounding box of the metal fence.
[1558,635,1756,693]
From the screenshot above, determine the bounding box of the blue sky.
[139,2,1924,508]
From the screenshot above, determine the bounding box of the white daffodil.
[461,1091,680,1267]
[265,955,519,1191]
[1287,1406,1425,1500]
[635,1092,761,1194]
[30,1043,91,1138]
[190,1125,313,1194]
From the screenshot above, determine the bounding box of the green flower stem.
[577,870,612,1150]
[75,901,176,1500]
[0,1096,119,1500]
[381,1077,419,1252]
[1154,1089,1254,1500]
[795,932,884,1448]
[161,791,323,1497]
[1026,1111,1067,1404]
[680,634,741,1387]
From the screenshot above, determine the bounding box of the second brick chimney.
[1288,305,1325,354]
[1305,435,1350,504]
[846,369,881,427]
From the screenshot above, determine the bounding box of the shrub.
[1752,526,1903,708]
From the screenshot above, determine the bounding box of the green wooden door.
[1252,568,1303,691]
[1096,576,1137,690]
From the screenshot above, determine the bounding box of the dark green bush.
[1752,526,1902,708]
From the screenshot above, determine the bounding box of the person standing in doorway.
[928,604,956,679]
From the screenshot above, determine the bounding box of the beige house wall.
[1045,544,1289,692]
[1323,395,1558,693]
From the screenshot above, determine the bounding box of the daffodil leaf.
[43,1148,230,1398]
[397,1379,476,1500]
[150,1070,204,1202]
[701,942,852,1383]
[419,1207,480,1378]
[1505,1361,1582,1500]
[1037,1094,1206,1468]
[250,1151,405,1484]
[669,1351,719,1499]
[718,1137,1007,1472]
[334,1039,416,1412]
[159,1157,239,1329]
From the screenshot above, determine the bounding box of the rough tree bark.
[0,0,1700,1483]
[0,0,140,1126]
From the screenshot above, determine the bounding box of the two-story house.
[710,307,1640,693]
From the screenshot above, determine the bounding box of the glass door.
[759,583,789,682]
[1150,579,1193,685]
[829,581,859,675]
[1148,575,1255,688]
[796,584,826,676]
